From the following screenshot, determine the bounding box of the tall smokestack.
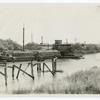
[23,26,25,51]
[41,36,43,45]
[31,33,33,43]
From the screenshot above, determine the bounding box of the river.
[0,53,100,94]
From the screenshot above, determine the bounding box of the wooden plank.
[23,63,37,75]
[16,64,22,79]
[23,63,30,73]
[7,66,13,68]
[0,71,5,76]
[43,63,54,75]
[14,65,34,80]
[41,70,63,73]
[32,63,37,67]
[55,70,63,73]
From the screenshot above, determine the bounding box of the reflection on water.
[0,53,100,94]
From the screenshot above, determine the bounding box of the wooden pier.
[0,57,63,86]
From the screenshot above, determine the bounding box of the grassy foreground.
[12,66,100,94]
[34,66,100,94]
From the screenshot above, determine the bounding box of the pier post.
[52,58,54,73]
[43,63,45,73]
[37,63,39,71]
[12,65,14,80]
[37,62,41,71]
[37,63,40,71]
[52,57,57,74]
[31,61,34,77]
[4,63,7,86]
[39,63,41,71]
[16,64,22,79]
[54,58,57,72]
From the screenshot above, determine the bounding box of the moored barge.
[0,50,61,62]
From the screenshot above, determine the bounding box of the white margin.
[0,0,100,3]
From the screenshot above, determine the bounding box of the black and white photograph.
[0,1,100,96]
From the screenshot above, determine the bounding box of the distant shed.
[55,40,62,45]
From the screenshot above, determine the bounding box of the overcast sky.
[0,3,100,45]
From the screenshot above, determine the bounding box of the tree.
[25,42,42,50]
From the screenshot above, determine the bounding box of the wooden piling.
[12,65,14,80]
[54,58,57,73]
[38,63,41,71]
[31,61,34,77]
[43,63,45,73]
[37,63,38,71]
[52,57,57,74]
[4,63,7,86]
[16,64,22,79]
[37,62,41,71]
[52,58,55,73]
[37,63,39,71]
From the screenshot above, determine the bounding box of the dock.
[0,50,62,86]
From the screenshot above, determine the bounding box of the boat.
[0,52,13,62]
[35,50,61,61]
[8,50,38,62]
[0,50,61,62]
[59,54,83,59]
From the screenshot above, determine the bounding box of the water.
[0,53,100,94]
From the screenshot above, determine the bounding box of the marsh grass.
[66,68,100,94]
[12,88,33,94]
[11,66,100,94]
[34,79,68,94]
[34,67,100,94]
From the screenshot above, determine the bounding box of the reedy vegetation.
[12,66,100,94]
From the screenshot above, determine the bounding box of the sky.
[0,3,100,45]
